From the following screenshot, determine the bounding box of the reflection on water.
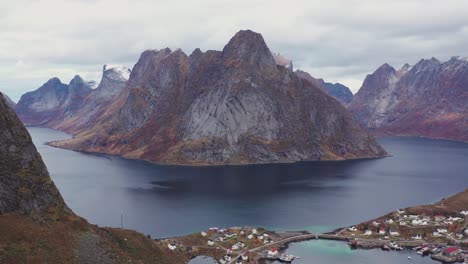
[29,127,468,239]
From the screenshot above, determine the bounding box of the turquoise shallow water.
[272,240,439,264]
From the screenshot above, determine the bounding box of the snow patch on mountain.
[103,64,131,81]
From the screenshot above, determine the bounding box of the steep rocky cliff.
[0,91,189,264]
[349,57,468,141]
[295,70,354,104]
[1,92,16,108]
[53,65,131,133]
[52,30,386,165]
[0,93,68,218]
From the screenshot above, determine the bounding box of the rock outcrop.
[296,70,354,104]
[52,30,386,165]
[1,92,16,108]
[349,57,468,141]
[0,82,189,264]
[0,93,68,218]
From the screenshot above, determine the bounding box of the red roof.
[271,247,278,252]
[445,247,458,253]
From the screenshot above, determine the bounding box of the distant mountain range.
[15,65,129,132]
[28,30,385,165]
[349,57,468,142]
[295,70,354,104]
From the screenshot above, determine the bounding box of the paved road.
[227,233,317,264]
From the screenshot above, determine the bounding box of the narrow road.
[227,233,317,264]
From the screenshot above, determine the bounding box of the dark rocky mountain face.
[53,30,386,165]
[295,70,354,104]
[348,57,468,141]
[1,92,16,108]
[53,65,130,133]
[0,93,68,218]
[15,76,93,126]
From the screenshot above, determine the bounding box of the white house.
[348,226,357,232]
[201,231,207,237]
[412,219,421,226]
[437,228,448,234]
[240,231,245,235]
[386,219,394,224]
[247,234,254,239]
[232,244,239,250]
[434,215,446,222]
[207,240,215,246]
[379,228,386,235]
[409,215,419,219]
[227,248,233,255]
[460,210,468,215]
[258,235,264,240]
[267,248,279,257]
[364,230,372,236]
[168,243,177,251]
[398,209,405,214]
[241,254,249,261]
[389,229,400,236]
[252,229,257,234]
[412,234,422,240]
[433,231,441,237]
[399,221,407,226]
[372,221,380,227]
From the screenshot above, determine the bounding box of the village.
[345,209,468,263]
[157,207,468,264]
[160,226,310,263]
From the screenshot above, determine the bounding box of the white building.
[437,228,448,234]
[389,230,400,236]
[364,230,372,236]
[201,231,207,237]
[207,240,215,246]
[267,248,279,257]
[247,234,254,239]
[348,226,357,232]
[168,243,177,251]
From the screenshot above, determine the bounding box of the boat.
[279,254,297,262]
[382,244,390,251]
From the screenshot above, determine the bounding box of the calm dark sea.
[28,127,467,263]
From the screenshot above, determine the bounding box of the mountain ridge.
[349,56,468,142]
[49,29,386,165]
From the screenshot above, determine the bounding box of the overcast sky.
[1,0,467,101]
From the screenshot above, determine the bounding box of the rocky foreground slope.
[349,57,468,141]
[51,30,386,165]
[0,93,192,264]
[1,92,16,108]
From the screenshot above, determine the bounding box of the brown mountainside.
[52,30,386,165]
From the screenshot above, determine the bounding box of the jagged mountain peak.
[222,30,276,70]
[272,52,293,71]
[374,63,396,74]
[103,64,131,81]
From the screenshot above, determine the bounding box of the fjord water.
[30,128,467,263]
[29,127,467,238]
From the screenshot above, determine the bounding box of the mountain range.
[45,30,385,165]
[349,57,468,142]
[295,70,354,104]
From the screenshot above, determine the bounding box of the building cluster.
[348,210,468,242]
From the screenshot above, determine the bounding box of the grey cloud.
[0,0,467,100]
